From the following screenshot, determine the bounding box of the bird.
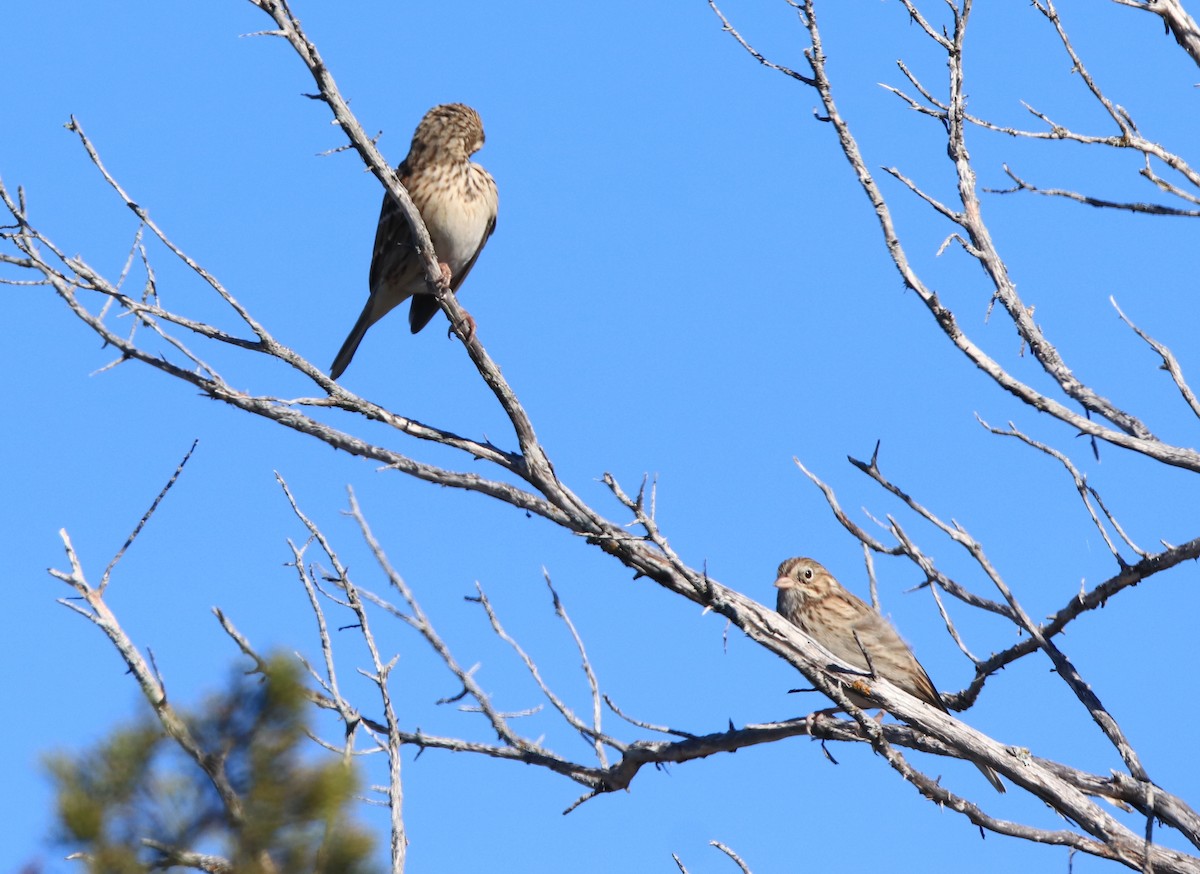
[330,103,499,379]
[775,556,1005,793]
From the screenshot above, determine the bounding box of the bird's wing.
[368,165,420,306]
[824,613,879,672]
[846,612,948,711]
[329,168,418,377]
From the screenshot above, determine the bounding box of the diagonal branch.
[709,0,1200,472]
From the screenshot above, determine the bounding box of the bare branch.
[100,440,199,592]
[708,0,1200,474]
[49,532,246,826]
[277,480,408,872]
[993,165,1200,216]
[471,581,626,759]
[1109,0,1200,67]
[1111,297,1200,420]
[545,570,610,765]
[705,1,816,85]
[978,417,1148,563]
[711,841,753,874]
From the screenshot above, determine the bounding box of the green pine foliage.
[45,656,379,874]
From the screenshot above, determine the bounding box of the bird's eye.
[803,568,813,580]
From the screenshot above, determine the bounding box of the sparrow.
[330,103,498,379]
[775,556,1005,793]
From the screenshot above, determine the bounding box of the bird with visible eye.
[774,556,1005,793]
[330,102,499,380]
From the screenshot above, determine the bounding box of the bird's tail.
[408,294,441,334]
[975,761,1006,794]
[330,304,377,380]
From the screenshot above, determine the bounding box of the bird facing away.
[329,103,499,379]
[775,556,1005,793]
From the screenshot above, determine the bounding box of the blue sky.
[4,1,1199,871]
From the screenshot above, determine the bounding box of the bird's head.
[409,103,486,163]
[774,556,834,602]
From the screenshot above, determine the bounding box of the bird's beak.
[773,576,794,590]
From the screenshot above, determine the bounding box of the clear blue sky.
[4,2,1199,871]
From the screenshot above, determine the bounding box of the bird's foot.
[805,707,840,736]
[446,310,477,344]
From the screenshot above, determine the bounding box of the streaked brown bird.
[330,103,499,379]
[775,556,1005,793]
